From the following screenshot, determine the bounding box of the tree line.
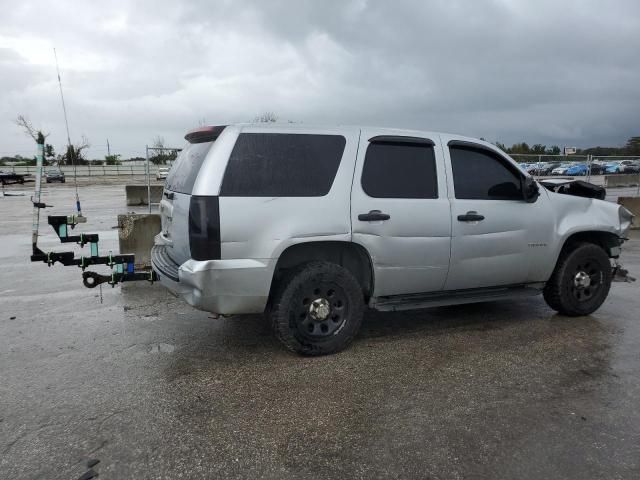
[494,136,640,156]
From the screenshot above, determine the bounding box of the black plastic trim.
[369,135,434,146]
[447,140,514,161]
[151,245,179,282]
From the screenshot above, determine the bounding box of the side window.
[220,133,346,197]
[361,142,438,198]
[450,146,523,200]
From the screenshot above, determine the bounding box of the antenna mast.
[54,48,72,148]
[53,48,83,218]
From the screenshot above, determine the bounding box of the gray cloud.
[1,0,639,158]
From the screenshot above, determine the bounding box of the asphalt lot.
[1,182,639,479]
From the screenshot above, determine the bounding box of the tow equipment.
[29,49,157,289]
[30,213,157,288]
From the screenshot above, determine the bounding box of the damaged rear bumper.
[151,244,273,315]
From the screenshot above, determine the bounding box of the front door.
[350,130,451,297]
[442,138,546,290]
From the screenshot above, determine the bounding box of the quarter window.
[165,142,212,194]
[361,142,438,199]
[220,133,345,197]
[450,146,523,200]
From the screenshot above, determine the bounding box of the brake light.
[184,125,226,144]
[189,196,221,260]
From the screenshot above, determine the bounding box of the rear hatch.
[159,126,225,265]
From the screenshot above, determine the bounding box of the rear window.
[220,133,346,197]
[165,142,213,194]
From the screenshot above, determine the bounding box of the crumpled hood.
[545,188,634,238]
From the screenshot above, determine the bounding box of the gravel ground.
[1,183,639,479]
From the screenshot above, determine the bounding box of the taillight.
[189,196,221,260]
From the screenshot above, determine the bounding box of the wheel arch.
[269,241,374,301]
[559,230,622,259]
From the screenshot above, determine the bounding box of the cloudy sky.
[1,0,639,159]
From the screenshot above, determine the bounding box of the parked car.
[565,163,589,176]
[551,163,572,175]
[526,162,546,175]
[152,124,634,355]
[0,170,26,185]
[156,167,170,180]
[604,162,624,174]
[45,169,65,183]
[621,160,640,174]
[538,162,562,176]
[588,162,606,175]
[605,160,635,174]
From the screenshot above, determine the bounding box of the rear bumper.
[151,244,273,315]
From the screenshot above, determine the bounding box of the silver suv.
[152,124,634,355]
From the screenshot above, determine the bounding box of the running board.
[371,283,545,312]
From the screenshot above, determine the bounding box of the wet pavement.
[1,183,640,479]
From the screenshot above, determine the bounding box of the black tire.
[543,243,612,316]
[270,261,365,356]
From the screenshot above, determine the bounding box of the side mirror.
[523,177,539,203]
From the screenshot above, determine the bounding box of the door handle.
[457,211,485,222]
[358,210,391,222]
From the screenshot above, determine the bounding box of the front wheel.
[270,262,365,355]
[543,243,612,316]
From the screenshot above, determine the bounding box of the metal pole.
[31,141,45,251]
[586,154,592,183]
[146,145,151,213]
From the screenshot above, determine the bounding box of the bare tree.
[149,135,177,165]
[253,111,278,123]
[15,115,48,145]
[62,135,90,166]
[152,135,165,149]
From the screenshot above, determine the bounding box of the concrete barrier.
[605,175,640,188]
[125,185,163,206]
[118,214,161,267]
[618,197,640,230]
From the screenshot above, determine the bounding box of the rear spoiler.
[184,125,227,144]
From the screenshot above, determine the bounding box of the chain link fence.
[510,154,640,199]
[3,163,175,177]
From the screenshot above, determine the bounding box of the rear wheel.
[270,261,364,355]
[543,243,612,316]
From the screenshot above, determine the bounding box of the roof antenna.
[54,48,85,221]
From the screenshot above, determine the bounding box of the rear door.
[351,130,451,297]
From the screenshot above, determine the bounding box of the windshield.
[165,141,214,194]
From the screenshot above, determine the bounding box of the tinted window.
[165,142,213,194]
[220,133,345,197]
[450,146,523,200]
[361,142,438,198]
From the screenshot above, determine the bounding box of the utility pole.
[107,139,111,157]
